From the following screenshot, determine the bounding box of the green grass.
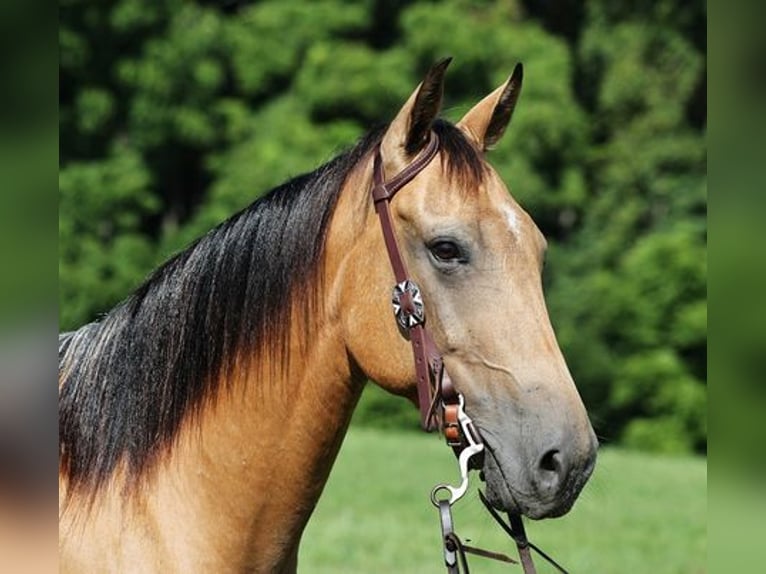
[299,428,706,573]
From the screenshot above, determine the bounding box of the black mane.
[58,120,486,494]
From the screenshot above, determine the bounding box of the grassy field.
[299,428,706,573]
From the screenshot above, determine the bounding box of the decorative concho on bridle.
[372,132,569,574]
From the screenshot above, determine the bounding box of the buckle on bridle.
[443,403,462,447]
[430,395,485,506]
[392,280,425,330]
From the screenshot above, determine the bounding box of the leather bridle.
[371,132,569,574]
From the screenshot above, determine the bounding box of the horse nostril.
[539,449,562,474]
[535,449,568,495]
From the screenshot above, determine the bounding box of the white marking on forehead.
[502,204,522,239]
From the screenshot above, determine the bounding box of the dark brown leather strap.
[478,490,569,574]
[438,499,461,573]
[460,544,518,564]
[371,133,458,431]
[508,514,538,574]
[409,324,441,430]
[438,497,518,573]
[372,133,440,205]
[371,134,439,285]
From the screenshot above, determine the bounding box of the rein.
[371,132,569,574]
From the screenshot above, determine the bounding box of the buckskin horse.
[59,59,597,572]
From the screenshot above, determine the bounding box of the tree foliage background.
[60,0,706,454]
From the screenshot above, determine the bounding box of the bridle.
[371,132,569,574]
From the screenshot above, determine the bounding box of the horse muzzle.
[479,428,598,519]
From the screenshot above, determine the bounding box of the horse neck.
[130,203,371,572]
[59,157,382,573]
[129,314,361,571]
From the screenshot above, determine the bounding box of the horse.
[59,59,597,573]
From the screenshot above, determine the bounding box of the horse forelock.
[431,119,489,192]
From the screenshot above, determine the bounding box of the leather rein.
[371,132,569,574]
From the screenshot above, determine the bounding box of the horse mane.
[58,119,486,495]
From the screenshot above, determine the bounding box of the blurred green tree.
[59,0,706,453]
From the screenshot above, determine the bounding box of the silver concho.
[391,280,425,330]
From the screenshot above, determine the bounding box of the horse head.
[339,60,597,519]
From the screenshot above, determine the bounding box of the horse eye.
[429,240,461,262]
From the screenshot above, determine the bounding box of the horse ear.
[380,58,451,171]
[458,63,523,151]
